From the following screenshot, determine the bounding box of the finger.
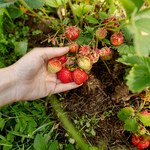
[53,82,82,94]
[37,47,69,60]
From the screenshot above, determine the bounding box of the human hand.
[11,47,80,101]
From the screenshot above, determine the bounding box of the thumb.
[37,47,69,60]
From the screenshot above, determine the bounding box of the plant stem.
[49,95,90,150]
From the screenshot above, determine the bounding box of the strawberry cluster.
[48,19,124,85]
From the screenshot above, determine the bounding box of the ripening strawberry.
[65,26,80,40]
[110,32,124,46]
[57,67,73,83]
[136,140,150,150]
[99,47,112,60]
[77,56,92,71]
[140,110,150,116]
[79,45,90,56]
[132,134,141,147]
[72,68,88,85]
[56,54,67,64]
[95,27,107,40]
[48,59,62,73]
[69,42,79,53]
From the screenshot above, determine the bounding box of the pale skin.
[0,47,81,107]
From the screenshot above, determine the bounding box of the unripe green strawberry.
[69,42,79,53]
[79,45,90,56]
[72,68,88,85]
[95,27,107,40]
[99,47,112,60]
[77,56,92,71]
[110,32,124,46]
[48,59,62,73]
[65,26,80,40]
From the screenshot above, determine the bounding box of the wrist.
[0,65,18,106]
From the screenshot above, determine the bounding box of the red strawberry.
[79,45,90,56]
[48,59,62,73]
[56,55,67,64]
[95,27,107,40]
[110,32,124,46]
[132,134,141,147]
[99,47,112,60]
[72,68,88,85]
[65,26,80,40]
[57,67,73,83]
[136,140,150,150]
[69,42,79,53]
[140,110,150,116]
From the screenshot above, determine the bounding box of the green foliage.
[24,0,44,9]
[45,0,68,8]
[73,3,93,18]
[137,113,150,127]
[0,0,17,8]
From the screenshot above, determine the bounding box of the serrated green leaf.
[45,0,67,8]
[73,3,93,18]
[0,0,17,8]
[76,33,93,45]
[33,134,47,150]
[99,12,108,22]
[126,65,150,92]
[135,18,150,34]
[48,140,58,150]
[14,41,28,56]
[135,8,150,20]
[7,5,23,19]
[117,55,150,67]
[119,0,136,17]
[24,0,44,9]
[117,44,135,56]
[0,117,6,131]
[65,144,74,150]
[137,113,150,126]
[124,118,138,133]
[117,107,134,122]
[86,15,99,24]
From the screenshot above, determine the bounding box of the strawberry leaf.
[137,113,150,127]
[124,118,139,133]
[117,107,134,122]
[126,65,150,92]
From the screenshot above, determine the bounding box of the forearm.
[0,65,17,106]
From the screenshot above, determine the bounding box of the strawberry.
[132,134,141,147]
[99,47,112,60]
[136,140,150,150]
[79,45,90,56]
[72,68,88,85]
[65,26,80,40]
[103,16,120,29]
[110,32,124,46]
[132,134,150,150]
[69,42,79,53]
[57,67,73,83]
[77,56,92,71]
[48,59,62,73]
[56,54,67,64]
[95,27,107,40]
[140,110,150,116]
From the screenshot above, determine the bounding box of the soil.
[27,19,140,150]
